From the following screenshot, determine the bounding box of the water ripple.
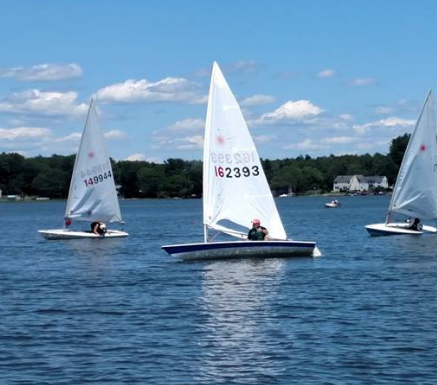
[0,198,436,384]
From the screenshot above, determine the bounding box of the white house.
[333,175,388,192]
[358,176,388,191]
[333,175,361,192]
[0,189,2,198]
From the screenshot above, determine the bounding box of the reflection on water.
[197,259,287,381]
[62,237,125,256]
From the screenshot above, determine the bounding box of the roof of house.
[358,176,387,183]
[334,175,387,184]
[334,175,354,183]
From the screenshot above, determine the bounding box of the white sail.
[388,90,437,220]
[203,62,287,240]
[64,99,123,224]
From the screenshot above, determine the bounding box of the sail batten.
[203,62,287,240]
[387,91,437,221]
[64,100,123,224]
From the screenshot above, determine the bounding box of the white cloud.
[0,126,52,141]
[253,135,273,143]
[170,118,205,132]
[176,135,203,149]
[340,114,354,121]
[8,118,26,126]
[284,139,327,151]
[254,100,324,125]
[353,117,415,134]
[317,69,335,78]
[53,132,81,143]
[240,94,275,107]
[0,63,83,81]
[356,139,391,150]
[34,132,81,154]
[0,89,88,117]
[349,78,376,86]
[96,77,205,104]
[375,106,394,114]
[321,136,355,144]
[104,129,126,139]
[154,132,204,151]
[126,153,147,161]
[229,60,257,73]
[126,152,161,163]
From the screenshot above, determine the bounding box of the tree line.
[0,134,410,199]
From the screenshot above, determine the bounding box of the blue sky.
[1,0,437,162]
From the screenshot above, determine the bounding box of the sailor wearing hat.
[247,218,269,241]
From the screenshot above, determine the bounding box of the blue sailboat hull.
[161,240,317,261]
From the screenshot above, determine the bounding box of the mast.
[202,62,217,243]
[204,225,208,243]
[63,99,94,228]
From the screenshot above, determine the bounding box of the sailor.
[91,221,107,235]
[408,218,422,231]
[247,218,269,241]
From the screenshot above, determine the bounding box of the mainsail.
[203,62,287,240]
[388,90,437,220]
[64,99,123,224]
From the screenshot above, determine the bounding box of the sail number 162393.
[214,166,259,178]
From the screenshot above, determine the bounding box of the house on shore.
[333,175,388,192]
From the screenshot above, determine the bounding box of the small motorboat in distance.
[325,199,340,208]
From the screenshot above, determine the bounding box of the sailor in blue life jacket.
[247,218,269,241]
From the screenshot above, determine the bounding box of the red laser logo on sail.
[420,144,426,152]
[216,134,225,147]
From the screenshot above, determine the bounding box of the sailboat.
[39,100,129,240]
[161,62,319,260]
[365,90,437,236]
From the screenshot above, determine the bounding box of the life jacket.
[248,227,266,241]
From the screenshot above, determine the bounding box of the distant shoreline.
[0,192,391,203]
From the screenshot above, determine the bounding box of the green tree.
[0,152,25,194]
[389,133,410,167]
[160,174,193,198]
[31,168,69,198]
[137,166,165,198]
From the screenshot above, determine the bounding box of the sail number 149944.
[84,170,113,187]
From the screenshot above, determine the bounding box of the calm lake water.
[0,196,436,384]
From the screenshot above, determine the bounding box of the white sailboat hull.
[38,229,129,240]
[162,240,318,261]
[365,223,437,236]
